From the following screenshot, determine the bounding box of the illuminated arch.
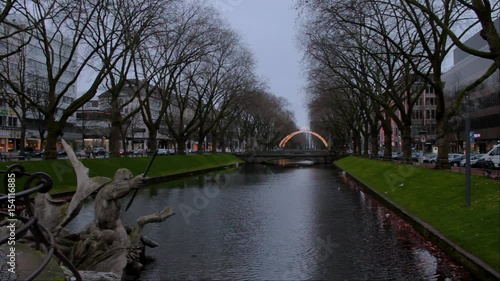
[279,130,328,148]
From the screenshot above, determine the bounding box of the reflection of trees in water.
[345,177,473,280]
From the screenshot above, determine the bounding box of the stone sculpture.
[32,140,174,279]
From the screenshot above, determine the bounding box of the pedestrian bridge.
[236,150,335,164]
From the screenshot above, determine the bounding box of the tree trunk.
[211,137,217,153]
[197,135,205,154]
[109,120,122,158]
[44,121,63,160]
[435,116,450,169]
[382,124,392,159]
[39,129,46,151]
[176,137,186,155]
[121,132,128,155]
[352,130,361,155]
[401,124,413,163]
[219,135,225,153]
[20,123,26,155]
[148,128,158,153]
[362,132,369,155]
[435,80,449,169]
[109,97,122,158]
[370,123,379,157]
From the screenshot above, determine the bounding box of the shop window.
[8,117,17,127]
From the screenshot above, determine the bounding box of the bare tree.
[405,0,500,68]
[99,0,170,157]
[235,89,297,151]
[0,0,165,159]
[192,29,256,154]
[297,0,497,167]
[299,0,428,160]
[0,0,51,61]
[138,1,223,154]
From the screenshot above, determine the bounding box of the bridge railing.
[0,164,81,281]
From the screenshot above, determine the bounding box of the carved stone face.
[113,168,134,182]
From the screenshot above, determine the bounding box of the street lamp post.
[465,93,471,206]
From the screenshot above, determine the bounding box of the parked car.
[391,152,402,160]
[449,155,465,167]
[57,149,67,157]
[119,149,132,156]
[460,154,484,167]
[412,152,421,162]
[481,144,500,169]
[423,153,437,163]
[17,150,32,159]
[133,149,146,156]
[471,157,495,169]
[31,150,44,158]
[73,149,86,158]
[93,147,106,156]
[448,153,463,161]
[157,148,168,155]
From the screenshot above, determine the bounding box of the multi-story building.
[74,99,111,150]
[442,18,500,153]
[0,17,79,152]
[97,80,171,151]
[411,83,438,153]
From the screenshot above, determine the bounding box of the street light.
[465,93,471,206]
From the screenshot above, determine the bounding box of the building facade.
[442,18,500,153]
[0,17,79,152]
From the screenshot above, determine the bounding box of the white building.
[0,16,79,152]
[94,79,196,152]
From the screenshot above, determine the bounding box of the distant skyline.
[213,0,309,129]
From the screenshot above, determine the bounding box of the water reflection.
[270,159,316,167]
[67,165,472,280]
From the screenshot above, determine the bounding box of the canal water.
[70,164,471,280]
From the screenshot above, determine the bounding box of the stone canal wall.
[336,164,500,281]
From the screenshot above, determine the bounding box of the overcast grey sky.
[212,0,308,129]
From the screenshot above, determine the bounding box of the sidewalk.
[417,162,500,179]
[0,243,66,281]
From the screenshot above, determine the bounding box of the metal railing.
[0,164,81,281]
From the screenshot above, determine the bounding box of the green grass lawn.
[2,154,243,193]
[336,156,500,272]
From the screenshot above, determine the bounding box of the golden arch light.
[279,130,328,148]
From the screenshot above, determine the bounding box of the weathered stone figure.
[94,169,143,230]
[32,140,174,279]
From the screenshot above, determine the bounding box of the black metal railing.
[0,164,81,281]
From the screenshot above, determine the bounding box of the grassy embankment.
[2,154,243,193]
[336,156,499,272]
